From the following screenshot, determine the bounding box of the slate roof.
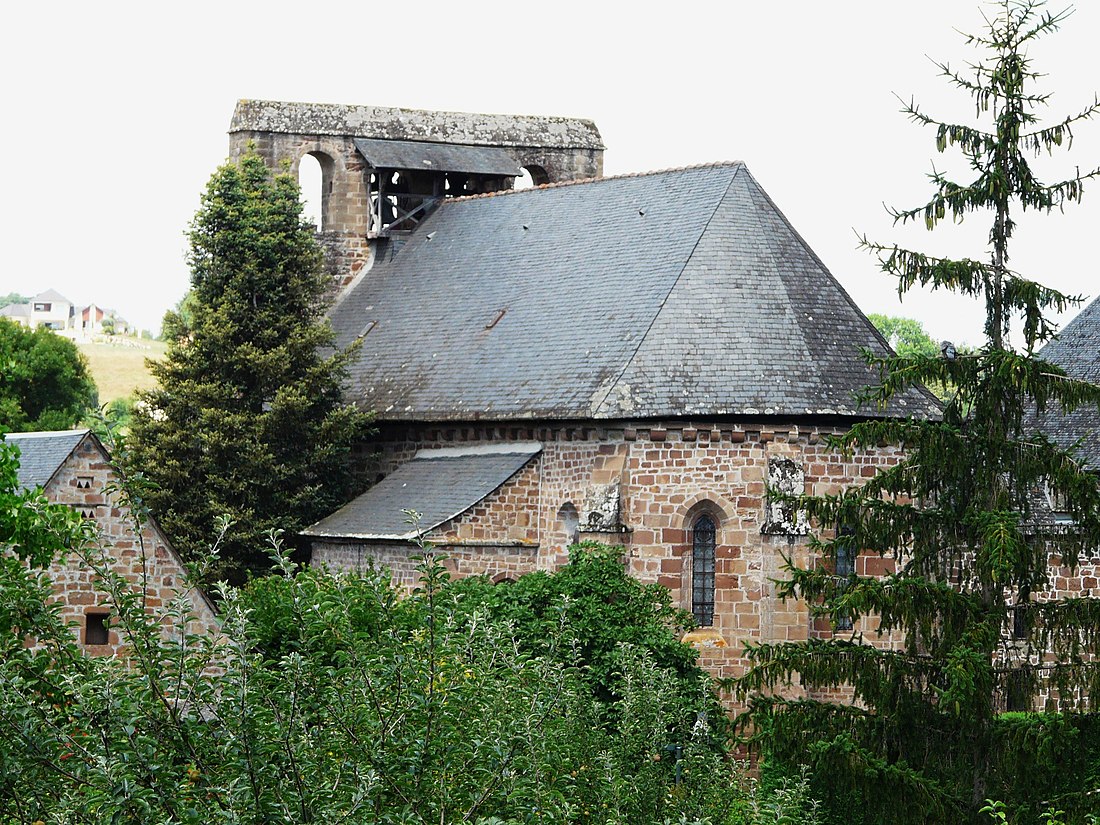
[1032,295,1100,471]
[303,443,542,540]
[353,137,521,176]
[5,429,90,491]
[329,163,941,423]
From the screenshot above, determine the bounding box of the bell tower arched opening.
[298,151,336,231]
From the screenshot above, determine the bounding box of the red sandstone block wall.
[40,436,219,657]
[319,421,1098,710]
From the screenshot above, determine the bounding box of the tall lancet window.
[692,515,717,627]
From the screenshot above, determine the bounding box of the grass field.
[78,339,168,403]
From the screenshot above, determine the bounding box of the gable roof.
[303,443,542,541]
[33,288,72,304]
[328,163,940,423]
[1032,295,1100,471]
[5,429,91,491]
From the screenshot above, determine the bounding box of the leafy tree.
[159,289,197,342]
[0,481,774,824]
[442,543,709,712]
[867,313,940,359]
[128,153,372,582]
[738,3,1100,823]
[869,313,973,401]
[0,317,98,432]
[0,292,28,307]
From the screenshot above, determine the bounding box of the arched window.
[691,514,716,627]
[557,502,579,546]
[298,151,335,231]
[835,525,855,631]
[298,154,324,229]
[513,164,550,190]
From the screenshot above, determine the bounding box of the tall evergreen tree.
[129,154,371,582]
[738,3,1100,822]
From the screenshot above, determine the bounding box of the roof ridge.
[444,161,745,204]
[738,168,944,413]
[6,428,91,439]
[588,165,744,417]
[1039,293,1100,359]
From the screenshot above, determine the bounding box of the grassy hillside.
[78,338,167,403]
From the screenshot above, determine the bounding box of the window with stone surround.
[557,502,579,546]
[835,526,856,631]
[84,612,109,646]
[691,515,717,627]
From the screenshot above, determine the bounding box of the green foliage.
[739,4,1100,823]
[128,152,372,582]
[160,289,197,343]
[867,314,940,360]
[85,396,136,441]
[0,292,28,307]
[868,313,965,401]
[0,317,99,432]
[0,435,831,822]
[441,542,706,710]
[0,494,754,824]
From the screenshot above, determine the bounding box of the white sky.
[2,1,1099,345]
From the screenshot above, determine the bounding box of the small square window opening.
[85,613,109,646]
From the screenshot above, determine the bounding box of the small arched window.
[513,164,550,190]
[298,153,325,229]
[557,502,579,546]
[298,151,335,231]
[691,515,717,627]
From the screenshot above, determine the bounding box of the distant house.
[0,290,129,338]
[75,302,128,337]
[26,288,74,331]
[0,301,31,326]
[6,430,218,654]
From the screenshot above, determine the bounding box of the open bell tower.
[228,99,605,290]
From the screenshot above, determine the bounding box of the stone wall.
[313,420,1100,709]
[313,419,907,690]
[41,435,219,657]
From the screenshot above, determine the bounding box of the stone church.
[230,99,943,683]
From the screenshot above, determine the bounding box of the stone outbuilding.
[7,429,218,655]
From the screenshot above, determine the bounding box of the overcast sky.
[3,1,1099,344]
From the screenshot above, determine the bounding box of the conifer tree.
[738,3,1100,822]
[129,154,371,582]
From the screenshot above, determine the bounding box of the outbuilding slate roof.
[5,429,90,491]
[1032,295,1100,471]
[329,163,940,423]
[302,443,542,541]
